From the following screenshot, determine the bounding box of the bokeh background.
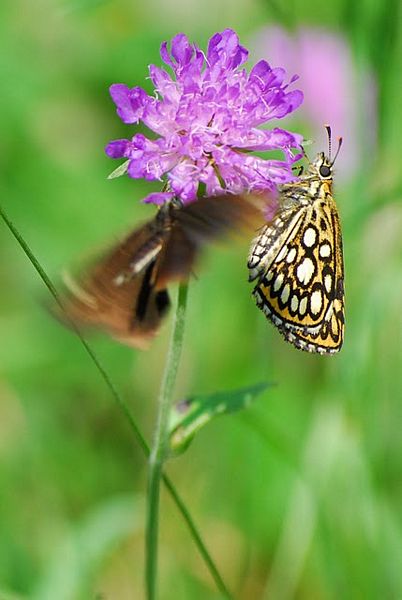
[1,0,402,598]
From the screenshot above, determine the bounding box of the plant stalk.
[145,282,189,600]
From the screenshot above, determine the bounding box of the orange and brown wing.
[59,220,171,348]
[58,194,266,348]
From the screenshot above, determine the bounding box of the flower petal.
[168,161,200,203]
[249,61,287,90]
[143,191,174,204]
[105,139,131,158]
[109,84,149,124]
[269,89,304,119]
[170,33,193,68]
[227,127,303,151]
[149,65,178,102]
[207,29,248,70]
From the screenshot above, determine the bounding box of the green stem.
[162,475,232,598]
[145,283,189,600]
[0,205,232,600]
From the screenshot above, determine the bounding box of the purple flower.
[106,29,303,204]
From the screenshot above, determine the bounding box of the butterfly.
[248,127,344,354]
[58,195,264,348]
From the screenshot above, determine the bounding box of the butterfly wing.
[60,220,172,348]
[58,195,265,347]
[156,194,266,287]
[249,193,344,354]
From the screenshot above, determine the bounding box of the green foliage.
[169,383,271,455]
[1,0,402,598]
[107,160,130,179]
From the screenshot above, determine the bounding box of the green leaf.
[169,382,272,455]
[107,160,130,179]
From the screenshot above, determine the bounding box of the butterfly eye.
[319,165,331,178]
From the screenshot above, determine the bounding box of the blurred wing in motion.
[60,216,171,348]
[57,194,266,347]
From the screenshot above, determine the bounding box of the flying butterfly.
[248,126,344,354]
[58,195,264,348]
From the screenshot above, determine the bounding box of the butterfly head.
[310,152,333,181]
[304,126,343,181]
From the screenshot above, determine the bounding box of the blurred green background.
[1,0,402,598]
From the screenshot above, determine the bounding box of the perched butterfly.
[248,126,344,354]
[59,195,263,348]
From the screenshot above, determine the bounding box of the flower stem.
[145,282,189,600]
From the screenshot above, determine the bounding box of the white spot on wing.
[303,227,316,248]
[299,297,308,316]
[114,273,127,286]
[319,243,331,258]
[131,245,162,274]
[275,245,288,263]
[296,257,315,285]
[263,304,271,316]
[273,273,284,292]
[286,248,297,263]
[324,274,332,294]
[281,283,290,304]
[310,289,322,314]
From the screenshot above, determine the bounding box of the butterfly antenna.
[332,136,343,165]
[325,125,332,161]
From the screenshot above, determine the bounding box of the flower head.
[106,29,303,204]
